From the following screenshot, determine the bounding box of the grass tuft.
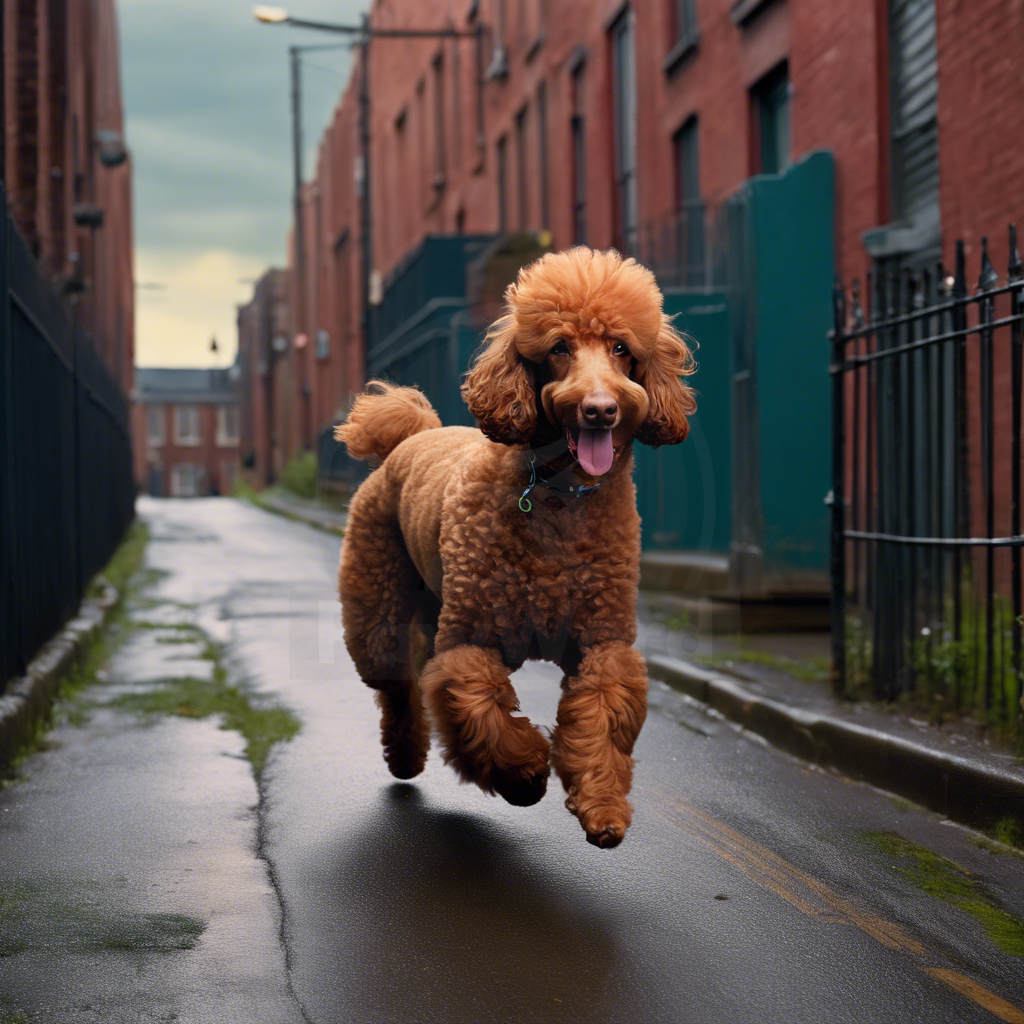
[864,830,1024,956]
[104,663,299,783]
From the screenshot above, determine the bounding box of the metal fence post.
[0,193,17,680]
[830,279,847,695]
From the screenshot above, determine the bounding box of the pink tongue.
[576,429,614,476]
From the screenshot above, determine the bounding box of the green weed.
[104,664,299,783]
[863,830,1024,956]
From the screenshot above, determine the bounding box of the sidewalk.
[256,490,1024,843]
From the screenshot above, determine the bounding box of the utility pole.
[358,16,371,353]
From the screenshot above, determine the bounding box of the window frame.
[171,463,201,498]
[496,133,508,233]
[750,61,791,176]
[173,404,201,447]
[610,7,638,254]
[515,104,529,231]
[570,59,587,245]
[537,80,549,231]
[216,405,239,447]
[147,404,165,447]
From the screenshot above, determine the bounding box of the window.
[888,0,939,233]
[174,405,200,446]
[674,117,705,285]
[171,463,202,498]
[675,0,698,40]
[610,9,638,253]
[751,62,790,175]
[432,53,446,190]
[216,405,238,447]
[515,105,529,230]
[496,134,508,232]
[537,80,549,230]
[147,405,165,447]
[570,60,586,245]
[335,233,352,350]
[416,79,428,209]
[486,0,508,79]
[315,328,330,361]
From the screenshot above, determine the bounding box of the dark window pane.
[753,63,790,175]
[571,62,586,245]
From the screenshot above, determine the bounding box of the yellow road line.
[651,783,1022,1022]
[924,970,1024,1024]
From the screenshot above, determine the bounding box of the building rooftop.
[134,366,239,404]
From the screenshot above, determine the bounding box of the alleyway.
[1,497,1023,1024]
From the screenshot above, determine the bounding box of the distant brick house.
[132,368,241,497]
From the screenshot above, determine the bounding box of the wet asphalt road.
[5,496,1024,1024]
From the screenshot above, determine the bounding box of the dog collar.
[519,451,600,512]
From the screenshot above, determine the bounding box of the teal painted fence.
[634,291,731,552]
[727,151,835,578]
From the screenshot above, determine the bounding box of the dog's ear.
[461,313,537,444]
[635,316,697,447]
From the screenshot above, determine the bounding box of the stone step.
[640,589,831,634]
[639,550,730,594]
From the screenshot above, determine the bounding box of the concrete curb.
[252,495,346,536]
[0,581,118,768]
[647,652,1024,835]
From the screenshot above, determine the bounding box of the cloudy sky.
[121,0,368,368]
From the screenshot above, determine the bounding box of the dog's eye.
[612,341,630,357]
[550,339,570,356]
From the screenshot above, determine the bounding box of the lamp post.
[253,6,480,378]
[288,41,348,449]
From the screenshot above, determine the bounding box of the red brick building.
[133,368,241,498]
[3,0,135,392]
[236,268,291,486]
[250,0,1021,483]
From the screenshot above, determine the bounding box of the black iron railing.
[633,203,725,290]
[830,228,1024,736]
[0,192,135,690]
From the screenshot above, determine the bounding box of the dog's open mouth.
[566,425,615,477]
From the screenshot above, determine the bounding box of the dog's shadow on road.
[309,782,635,1021]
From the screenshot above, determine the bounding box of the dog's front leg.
[420,644,551,806]
[550,642,648,848]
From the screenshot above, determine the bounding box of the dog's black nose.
[582,392,618,429]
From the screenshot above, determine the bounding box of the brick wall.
[3,0,134,393]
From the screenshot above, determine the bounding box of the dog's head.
[461,247,696,476]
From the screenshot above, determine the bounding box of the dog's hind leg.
[550,642,648,849]
[420,645,550,806]
[340,473,430,780]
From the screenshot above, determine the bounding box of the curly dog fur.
[336,247,695,848]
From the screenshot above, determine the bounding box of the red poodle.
[336,247,695,847]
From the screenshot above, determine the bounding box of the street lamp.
[253,5,288,22]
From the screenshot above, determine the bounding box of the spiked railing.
[831,227,1024,737]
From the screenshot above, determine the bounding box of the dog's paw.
[491,764,549,806]
[571,796,633,850]
[585,824,625,849]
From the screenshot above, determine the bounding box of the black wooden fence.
[830,228,1024,737]
[0,194,135,691]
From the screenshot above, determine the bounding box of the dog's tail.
[334,380,442,462]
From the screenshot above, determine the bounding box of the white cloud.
[135,248,274,368]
